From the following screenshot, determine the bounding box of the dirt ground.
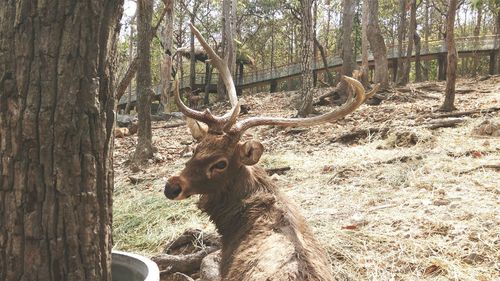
[113,76,499,281]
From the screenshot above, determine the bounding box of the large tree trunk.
[441,0,458,111]
[0,1,122,280]
[366,0,390,90]
[134,0,155,163]
[160,0,175,113]
[297,0,315,117]
[399,0,416,86]
[396,0,407,82]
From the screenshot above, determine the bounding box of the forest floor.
[113,76,499,281]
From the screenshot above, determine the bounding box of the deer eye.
[212,160,227,170]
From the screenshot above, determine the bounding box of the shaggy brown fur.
[165,134,334,281]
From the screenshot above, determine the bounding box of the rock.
[433,199,451,206]
[116,114,136,127]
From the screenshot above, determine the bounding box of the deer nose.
[164,182,182,200]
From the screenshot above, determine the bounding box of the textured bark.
[341,0,355,77]
[441,0,458,111]
[423,0,430,80]
[160,0,175,113]
[125,17,136,114]
[0,1,123,280]
[399,0,416,86]
[472,4,482,75]
[297,0,315,117]
[133,0,155,163]
[396,0,407,82]
[217,0,237,101]
[414,32,422,82]
[360,0,370,87]
[366,0,389,90]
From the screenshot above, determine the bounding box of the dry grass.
[113,77,499,280]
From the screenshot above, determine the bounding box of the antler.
[232,76,375,134]
[174,24,240,134]
[176,24,375,137]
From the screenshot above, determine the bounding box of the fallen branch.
[426,107,499,119]
[459,164,500,175]
[422,118,466,129]
[152,246,219,275]
[265,166,291,176]
[331,127,390,144]
[152,121,186,129]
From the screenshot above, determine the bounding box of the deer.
[163,24,377,281]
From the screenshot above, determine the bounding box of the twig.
[426,107,499,119]
[265,166,291,176]
[459,164,500,175]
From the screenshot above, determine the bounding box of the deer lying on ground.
[164,24,376,281]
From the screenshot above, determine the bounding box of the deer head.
[164,24,376,200]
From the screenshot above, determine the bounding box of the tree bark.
[0,1,122,280]
[125,16,136,114]
[399,0,416,85]
[133,0,155,163]
[160,0,175,113]
[218,0,237,101]
[423,0,430,80]
[297,0,315,117]
[473,3,482,75]
[441,0,458,111]
[366,0,390,90]
[396,0,407,83]
[414,32,422,82]
[360,0,370,88]
[341,0,355,78]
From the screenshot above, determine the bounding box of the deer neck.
[197,165,275,239]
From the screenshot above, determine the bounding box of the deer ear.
[239,140,264,166]
[186,117,208,141]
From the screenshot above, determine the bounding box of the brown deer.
[164,24,376,281]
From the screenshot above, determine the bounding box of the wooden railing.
[119,35,499,105]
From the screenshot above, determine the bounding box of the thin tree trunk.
[160,0,175,113]
[473,4,482,75]
[366,0,390,90]
[423,0,430,80]
[415,32,422,82]
[125,17,136,114]
[342,0,355,77]
[441,0,458,111]
[218,0,237,101]
[396,0,407,82]
[298,0,315,117]
[0,1,122,280]
[134,0,155,163]
[399,0,416,85]
[314,37,333,85]
[360,0,370,88]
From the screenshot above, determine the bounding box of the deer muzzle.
[164,176,190,200]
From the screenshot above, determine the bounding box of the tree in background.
[0,1,123,280]
[297,0,315,117]
[441,0,459,111]
[133,0,155,164]
[366,0,390,90]
[160,0,176,113]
